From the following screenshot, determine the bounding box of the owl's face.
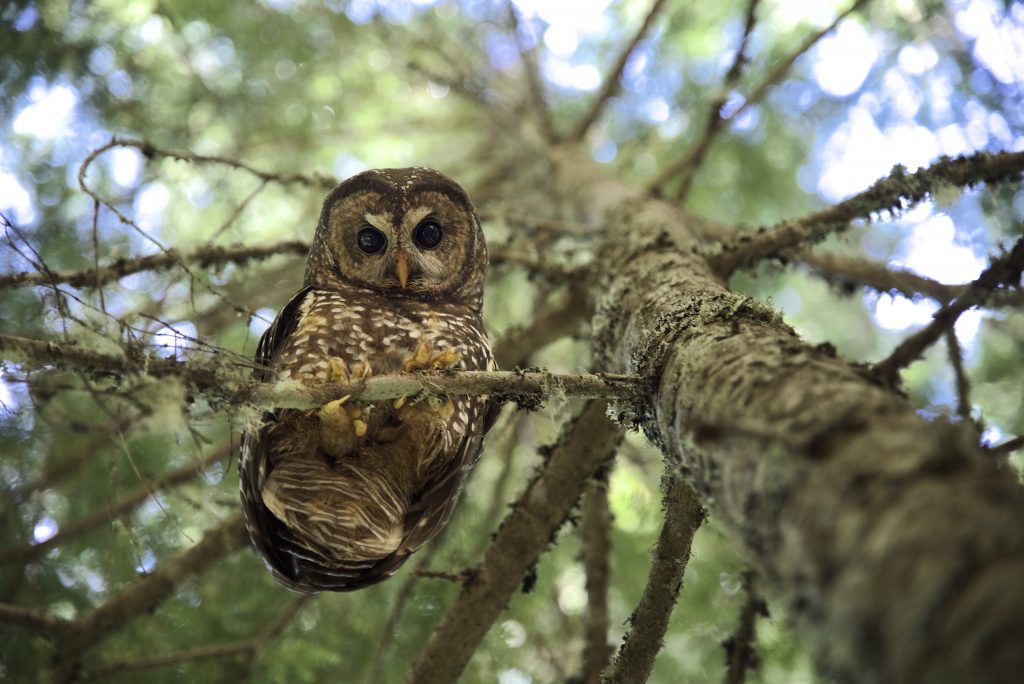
[304,168,487,309]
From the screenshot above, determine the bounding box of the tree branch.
[603,474,705,684]
[945,328,973,424]
[722,571,766,684]
[0,444,229,563]
[0,333,648,408]
[798,249,1024,309]
[0,603,74,639]
[580,479,612,684]
[405,401,624,684]
[569,0,669,142]
[658,0,761,201]
[0,240,308,290]
[507,3,557,143]
[78,595,309,680]
[652,0,871,193]
[553,144,1024,684]
[712,150,1024,276]
[873,237,1024,385]
[53,514,247,669]
[79,138,335,191]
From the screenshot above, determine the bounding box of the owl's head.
[304,168,487,310]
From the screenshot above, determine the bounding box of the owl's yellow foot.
[402,341,460,372]
[328,358,372,384]
[318,396,367,458]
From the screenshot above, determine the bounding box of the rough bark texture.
[554,148,1024,684]
[404,400,623,684]
[603,475,704,684]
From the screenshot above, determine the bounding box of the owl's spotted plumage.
[240,168,496,592]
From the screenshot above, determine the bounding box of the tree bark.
[553,147,1024,684]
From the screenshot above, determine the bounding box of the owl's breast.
[272,289,491,385]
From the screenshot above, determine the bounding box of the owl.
[240,168,497,593]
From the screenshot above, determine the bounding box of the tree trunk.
[553,147,1024,683]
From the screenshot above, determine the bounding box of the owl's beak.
[395,250,410,289]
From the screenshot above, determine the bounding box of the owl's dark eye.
[413,220,443,249]
[357,227,387,254]
[411,219,444,248]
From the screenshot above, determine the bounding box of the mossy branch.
[712,150,1024,276]
[603,473,705,684]
[873,236,1024,385]
[0,333,649,409]
[405,401,624,684]
[0,240,308,290]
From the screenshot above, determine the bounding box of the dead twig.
[873,237,1024,385]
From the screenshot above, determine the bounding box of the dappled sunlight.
[1,0,1021,681]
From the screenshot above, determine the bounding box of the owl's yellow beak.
[395,250,410,289]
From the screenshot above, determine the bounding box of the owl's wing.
[240,287,318,590]
[398,394,499,562]
[250,287,312,382]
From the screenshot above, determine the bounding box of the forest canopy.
[1,0,1022,683]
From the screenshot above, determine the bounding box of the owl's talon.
[403,341,433,372]
[321,397,350,416]
[393,394,408,410]
[328,358,350,383]
[438,400,455,420]
[352,418,368,437]
[402,342,460,372]
[431,349,460,369]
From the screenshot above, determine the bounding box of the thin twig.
[712,150,1024,276]
[0,239,308,290]
[580,479,612,684]
[987,436,1023,457]
[945,328,973,422]
[76,141,297,321]
[364,544,443,684]
[409,569,472,583]
[603,473,705,684]
[46,514,248,677]
[661,0,761,201]
[507,3,557,142]
[570,0,670,142]
[722,571,767,684]
[405,401,624,684]
[207,179,271,242]
[79,595,310,680]
[90,199,106,312]
[0,444,228,563]
[651,0,872,193]
[874,237,1024,384]
[80,138,335,190]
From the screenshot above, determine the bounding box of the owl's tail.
[261,447,416,563]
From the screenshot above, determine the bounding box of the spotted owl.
[240,168,497,593]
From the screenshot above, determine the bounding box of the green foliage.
[1,0,1021,682]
